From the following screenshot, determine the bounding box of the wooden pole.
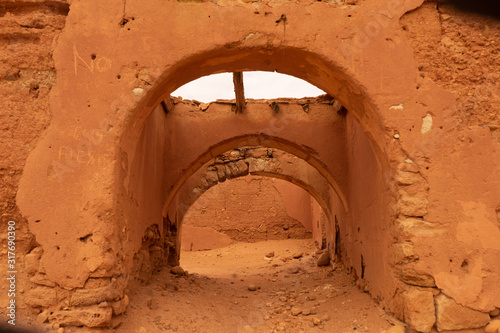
[233,72,245,113]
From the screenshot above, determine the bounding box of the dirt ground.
[13,239,403,333]
[116,239,396,333]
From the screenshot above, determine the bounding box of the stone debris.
[170,266,185,275]
[248,284,257,291]
[317,252,330,266]
[287,266,302,274]
[25,286,58,308]
[291,307,302,316]
[265,251,275,258]
[490,308,500,317]
[292,252,303,259]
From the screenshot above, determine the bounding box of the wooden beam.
[233,72,245,114]
[161,96,174,114]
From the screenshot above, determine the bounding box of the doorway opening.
[171,71,326,102]
[118,48,395,330]
[180,174,324,276]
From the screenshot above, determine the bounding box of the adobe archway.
[166,146,337,264]
[15,0,469,329]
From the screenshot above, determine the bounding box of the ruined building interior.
[0,0,499,332]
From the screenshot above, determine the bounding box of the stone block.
[110,295,129,315]
[398,189,428,216]
[244,148,269,158]
[49,306,112,328]
[435,294,490,331]
[235,159,249,177]
[215,164,226,182]
[392,242,417,264]
[25,286,58,307]
[485,319,500,333]
[229,150,241,161]
[204,171,219,187]
[24,246,43,276]
[224,163,235,179]
[396,218,446,239]
[403,289,436,332]
[30,273,56,287]
[396,171,424,186]
[247,158,266,173]
[398,267,436,287]
[70,281,124,307]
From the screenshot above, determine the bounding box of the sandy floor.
[113,239,397,333]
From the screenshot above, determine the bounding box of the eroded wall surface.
[0,0,69,320]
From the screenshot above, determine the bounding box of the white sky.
[172,71,325,103]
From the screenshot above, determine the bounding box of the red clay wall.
[0,0,68,315]
[181,176,315,251]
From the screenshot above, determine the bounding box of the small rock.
[265,252,275,258]
[37,311,49,324]
[170,266,185,275]
[317,252,330,266]
[291,307,302,316]
[248,284,257,291]
[132,87,144,96]
[312,317,321,326]
[485,319,500,333]
[288,266,301,274]
[241,325,256,333]
[302,309,312,316]
[490,308,500,317]
[440,14,451,21]
[383,325,405,333]
[98,301,109,308]
[279,296,287,302]
[292,252,303,259]
[199,103,210,111]
[320,314,330,322]
[57,328,64,333]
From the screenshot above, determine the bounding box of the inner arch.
[161,134,348,218]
